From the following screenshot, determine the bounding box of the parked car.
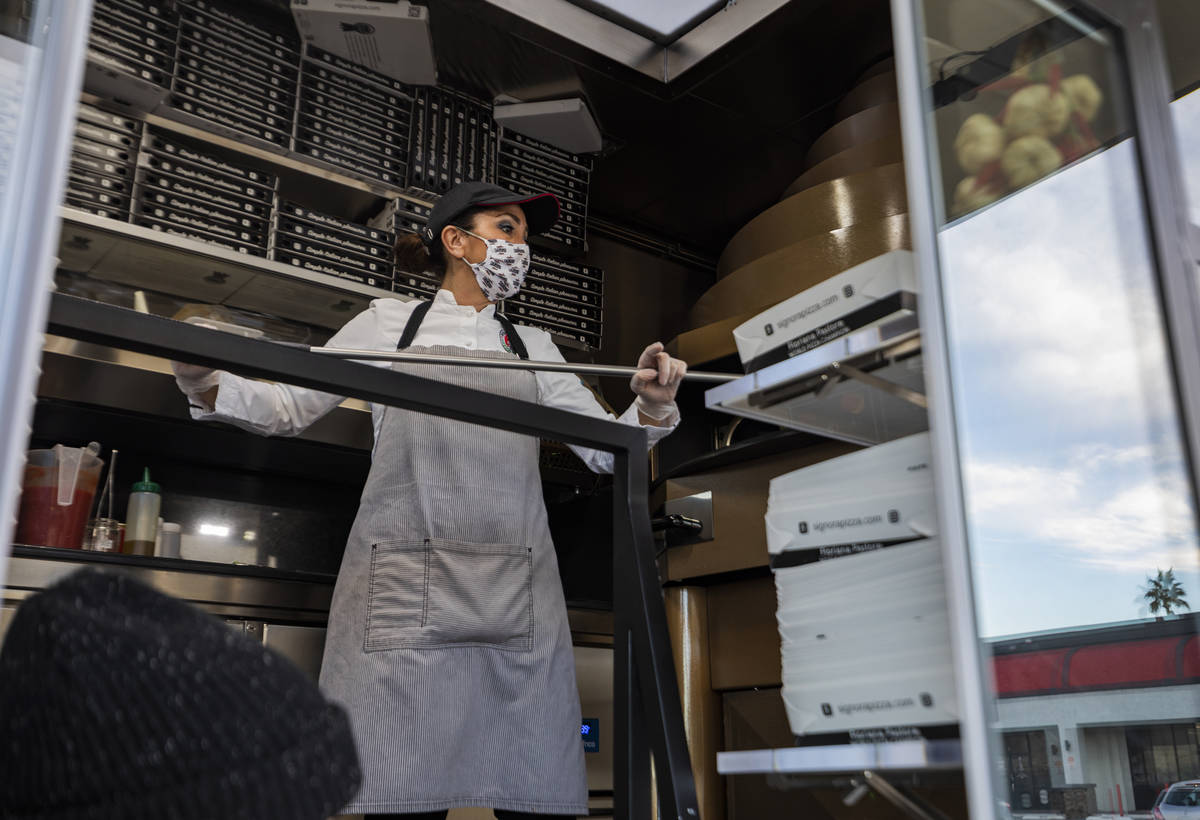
[1154,780,1200,819]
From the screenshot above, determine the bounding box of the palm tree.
[1142,568,1189,617]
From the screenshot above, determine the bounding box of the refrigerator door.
[262,622,327,682]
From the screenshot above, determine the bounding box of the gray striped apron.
[319,308,587,816]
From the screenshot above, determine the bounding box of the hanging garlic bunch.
[954,113,1006,175]
[952,175,1005,216]
[1062,74,1103,122]
[1001,135,1063,188]
[1003,83,1072,139]
[947,44,1108,219]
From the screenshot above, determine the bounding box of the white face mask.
[462,229,530,301]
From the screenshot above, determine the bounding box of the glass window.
[1165,785,1200,806]
[911,0,1200,813]
[924,0,1197,635]
[1152,725,1182,784]
[1174,724,1200,776]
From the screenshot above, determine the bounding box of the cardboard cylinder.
[857,56,896,82]
[834,71,898,121]
[718,163,908,278]
[667,311,756,366]
[783,141,904,199]
[689,213,911,328]
[804,102,900,169]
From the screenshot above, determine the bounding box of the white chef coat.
[188,289,678,473]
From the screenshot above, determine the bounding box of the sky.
[938,89,1200,637]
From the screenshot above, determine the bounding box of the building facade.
[992,617,1200,812]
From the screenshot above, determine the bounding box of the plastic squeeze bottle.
[124,468,161,556]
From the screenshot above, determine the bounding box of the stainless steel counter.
[3,545,614,639]
[5,545,335,623]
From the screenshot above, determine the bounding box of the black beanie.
[0,569,361,820]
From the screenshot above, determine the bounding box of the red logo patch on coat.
[499,328,513,353]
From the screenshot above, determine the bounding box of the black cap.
[420,181,560,246]
[0,569,362,820]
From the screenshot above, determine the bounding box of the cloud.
[933,92,1200,633]
[939,141,1174,430]
[964,447,1200,574]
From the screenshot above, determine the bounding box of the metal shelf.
[704,314,928,445]
[717,739,962,776]
[651,429,824,490]
[58,206,404,330]
[70,96,592,350]
[79,91,434,207]
[6,544,335,623]
[56,208,591,350]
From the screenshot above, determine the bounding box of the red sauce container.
[15,446,104,549]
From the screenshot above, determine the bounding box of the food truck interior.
[2,0,1198,818]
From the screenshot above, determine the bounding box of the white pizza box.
[765,482,936,556]
[733,249,917,373]
[291,0,436,86]
[773,539,942,591]
[782,642,952,684]
[782,663,958,736]
[770,431,931,507]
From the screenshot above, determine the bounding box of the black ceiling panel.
[421,0,894,255]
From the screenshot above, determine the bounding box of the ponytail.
[393,233,433,276]
[392,205,487,281]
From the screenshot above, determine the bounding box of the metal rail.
[45,293,700,820]
[300,344,739,383]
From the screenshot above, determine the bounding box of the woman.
[172,181,687,819]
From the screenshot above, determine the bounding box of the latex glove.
[630,342,686,420]
[171,360,221,396]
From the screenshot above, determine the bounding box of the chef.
[172,181,687,819]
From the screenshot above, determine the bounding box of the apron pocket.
[364,540,429,652]
[424,539,534,651]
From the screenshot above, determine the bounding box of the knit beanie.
[0,568,361,820]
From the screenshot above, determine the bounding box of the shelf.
[58,206,404,330]
[10,543,338,585]
[71,97,594,350]
[79,91,434,208]
[717,739,962,776]
[6,545,614,639]
[56,208,592,350]
[6,543,336,623]
[704,314,928,446]
[651,429,827,489]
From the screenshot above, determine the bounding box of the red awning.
[993,635,1198,697]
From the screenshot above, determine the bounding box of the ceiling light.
[493,98,602,154]
[573,0,725,39]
